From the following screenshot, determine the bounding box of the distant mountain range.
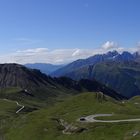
[51,51,140,98]
[51,51,140,77]
[0,63,125,100]
[25,63,64,74]
[20,51,140,98]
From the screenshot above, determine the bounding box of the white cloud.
[0,41,139,64]
[102,41,118,50]
[72,49,81,56]
[17,48,48,54]
[101,41,130,53]
[0,48,96,64]
[136,42,140,52]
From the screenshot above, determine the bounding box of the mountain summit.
[51,50,138,77]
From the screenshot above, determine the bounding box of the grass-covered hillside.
[3,92,140,140]
[0,64,125,102]
[63,61,140,98]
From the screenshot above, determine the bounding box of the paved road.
[78,114,140,123]
[3,99,24,114]
[15,101,25,113]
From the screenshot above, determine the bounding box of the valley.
[0,1,140,139]
[51,51,140,98]
[0,55,139,139]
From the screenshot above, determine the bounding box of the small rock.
[132,131,139,137]
[44,128,48,132]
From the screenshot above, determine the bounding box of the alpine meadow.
[0,0,140,140]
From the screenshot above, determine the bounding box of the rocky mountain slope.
[0,63,125,100]
[51,51,139,77]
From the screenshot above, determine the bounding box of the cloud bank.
[0,41,139,64]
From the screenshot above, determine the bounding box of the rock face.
[53,118,87,134]
[0,63,53,88]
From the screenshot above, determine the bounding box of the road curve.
[3,99,24,114]
[78,114,140,123]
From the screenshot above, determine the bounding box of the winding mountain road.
[3,99,24,114]
[78,114,140,123]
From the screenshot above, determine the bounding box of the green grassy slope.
[65,61,140,98]
[0,99,18,118]
[4,93,140,140]
[0,99,23,139]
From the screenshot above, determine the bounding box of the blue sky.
[0,0,140,64]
